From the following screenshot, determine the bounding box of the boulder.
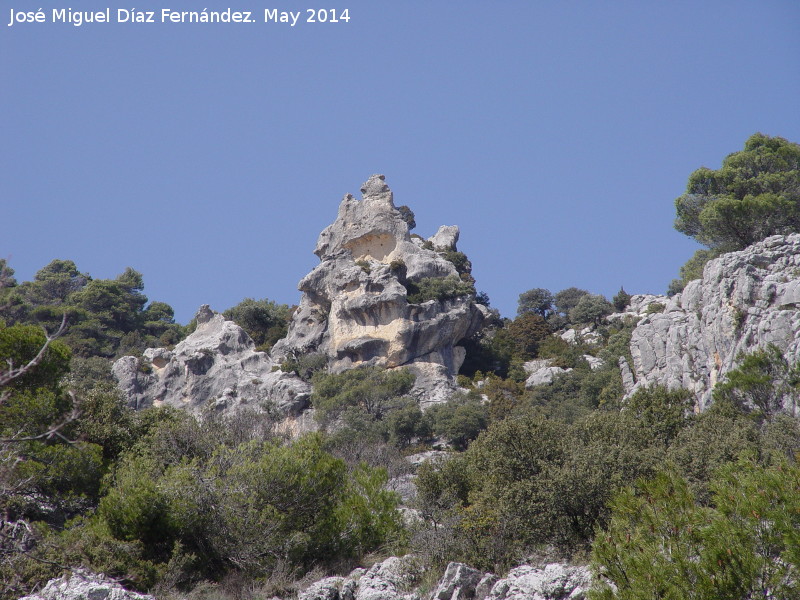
[18,570,155,600]
[608,294,670,321]
[113,305,310,416]
[428,225,460,251]
[559,327,601,346]
[271,175,485,404]
[523,359,572,388]
[430,562,483,600]
[355,556,420,600]
[486,564,591,600]
[299,577,346,600]
[628,234,800,409]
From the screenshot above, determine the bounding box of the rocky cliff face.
[627,234,800,409]
[112,304,310,415]
[271,174,486,404]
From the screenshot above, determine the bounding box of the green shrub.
[427,393,488,451]
[92,434,402,583]
[223,297,292,352]
[644,302,665,314]
[405,276,475,304]
[311,366,415,424]
[590,459,800,600]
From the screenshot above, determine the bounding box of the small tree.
[611,288,631,312]
[569,294,613,326]
[674,133,800,252]
[554,287,590,318]
[311,366,415,424]
[517,288,554,318]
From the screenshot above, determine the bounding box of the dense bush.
[223,297,292,352]
[405,275,475,304]
[426,392,488,450]
[311,366,415,424]
[591,459,800,599]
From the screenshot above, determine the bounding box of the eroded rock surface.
[628,234,800,409]
[18,570,155,600]
[271,175,485,403]
[523,359,572,388]
[486,564,590,600]
[113,305,310,415]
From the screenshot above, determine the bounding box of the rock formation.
[484,563,590,600]
[112,305,310,415]
[296,557,591,600]
[18,570,155,600]
[627,234,800,409]
[523,359,573,388]
[271,174,486,404]
[113,175,485,413]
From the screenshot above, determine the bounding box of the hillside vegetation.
[2,133,800,600]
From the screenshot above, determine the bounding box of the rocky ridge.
[626,234,800,409]
[112,174,486,413]
[270,174,486,404]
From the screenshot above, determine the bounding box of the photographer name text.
[8,7,350,26]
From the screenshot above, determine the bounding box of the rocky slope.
[270,174,486,404]
[626,234,800,409]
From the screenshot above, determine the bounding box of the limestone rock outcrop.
[523,359,572,388]
[296,559,591,600]
[430,562,483,600]
[113,305,310,415]
[271,175,485,403]
[628,234,800,409]
[485,564,591,600]
[18,570,155,600]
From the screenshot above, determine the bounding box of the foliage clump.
[222,297,291,353]
[675,133,800,252]
[0,259,185,358]
[405,275,475,304]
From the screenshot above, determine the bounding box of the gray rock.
[271,175,485,404]
[560,327,602,346]
[113,305,310,416]
[430,562,483,600]
[582,355,604,370]
[18,570,155,600]
[428,225,460,251]
[618,357,635,395]
[405,450,450,469]
[299,577,345,600]
[387,473,418,503]
[628,234,800,410]
[475,574,499,600]
[523,359,572,388]
[355,556,419,600]
[486,564,590,600]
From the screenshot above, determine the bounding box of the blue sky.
[3,1,799,323]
